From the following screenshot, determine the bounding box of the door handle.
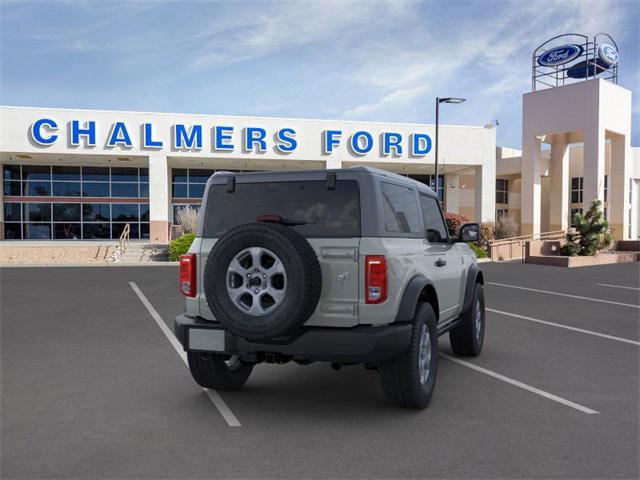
[435,258,447,267]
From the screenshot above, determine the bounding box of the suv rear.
[175,167,485,409]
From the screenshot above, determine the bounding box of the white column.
[325,158,342,169]
[582,126,605,211]
[445,173,459,214]
[609,134,631,240]
[521,135,542,236]
[148,153,170,244]
[474,163,495,223]
[549,134,570,232]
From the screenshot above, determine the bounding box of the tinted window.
[54,223,81,239]
[25,181,51,196]
[3,165,21,181]
[53,182,81,197]
[172,169,188,183]
[24,223,51,239]
[110,167,138,181]
[25,203,51,221]
[111,183,139,197]
[82,167,109,182]
[82,182,109,197]
[83,203,111,221]
[53,203,81,221]
[204,180,360,238]
[4,203,21,221]
[4,222,22,239]
[420,194,448,243]
[112,204,138,221]
[52,166,80,181]
[3,181,21,196]
[23,165,51,181]
[172,183,187,198]
[380,182,421,234]
[83,223,110,239]
[188,183,206,198]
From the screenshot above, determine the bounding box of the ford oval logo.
[598,44,618,66]
[538,44,583,67]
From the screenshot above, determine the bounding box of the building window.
[571,177,583,203]
[2,165,148,199]
[3,201,150,240]
[496,208,509,220]
[496,179,508,204]
[604,175,608,203]
[171,168,215,199]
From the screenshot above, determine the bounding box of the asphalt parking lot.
[1,261,639,479]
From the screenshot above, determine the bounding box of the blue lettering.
[107,122,132,148]
[30,118,58,145]
[143,123,163,148]
[383,132,403,156]
[323,130,342,154]
[350,131,373,155]
[174,124,203,149]
[71,120,96,146]
[275,128,297,153]
[411,133,432,156]
[214,126,234,151]
[245,127,267,152]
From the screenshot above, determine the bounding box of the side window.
[420,194,448,243]
[380,182,421,234]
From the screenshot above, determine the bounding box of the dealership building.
[0,34,638,245]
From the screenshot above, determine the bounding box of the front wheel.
[187,352,253,390]
[449,283,485,356]
[378,302,438,409]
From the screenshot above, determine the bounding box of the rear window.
[203,180,360,238]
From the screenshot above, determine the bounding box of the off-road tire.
[187,352,253,390]
[204,222,322,342]
[449,283,485,356]
[378,302,438,409]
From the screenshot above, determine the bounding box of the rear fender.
[395,276,438,323]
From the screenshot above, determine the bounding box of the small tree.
[175,206,199,234]
[444,212,469,237]
[560,199,613,256]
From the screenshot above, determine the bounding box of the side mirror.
[459,223,480,243]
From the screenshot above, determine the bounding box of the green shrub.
[560,199,613,256]
[169,233,196,261]
[468,242,488,258]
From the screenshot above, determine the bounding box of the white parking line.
[488,282,640,309]
[129,281,241,427]
[440,353,599,415]
[596,283,640,291]
[487,308,640,346]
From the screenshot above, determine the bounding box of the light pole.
[435,97,466,203]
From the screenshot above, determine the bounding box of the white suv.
[175,167,485,409]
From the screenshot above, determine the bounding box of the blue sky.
[1,0,638,148]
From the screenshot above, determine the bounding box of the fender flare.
[394,276,436,323]
[461,263,484,315]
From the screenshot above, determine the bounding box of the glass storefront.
[3,164,149,239]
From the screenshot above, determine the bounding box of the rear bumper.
[174,314,411,364]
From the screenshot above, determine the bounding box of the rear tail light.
[365,255,387,304]
[179,254,196,297]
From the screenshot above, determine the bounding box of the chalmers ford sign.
[29,118,434,157]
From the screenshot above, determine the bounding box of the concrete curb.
[0,262,179,268]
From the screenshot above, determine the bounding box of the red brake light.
[179,254,196,297]
[365,255,387,304]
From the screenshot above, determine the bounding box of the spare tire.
[203,222,322,341]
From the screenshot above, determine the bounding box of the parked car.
[175,167,485,408]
